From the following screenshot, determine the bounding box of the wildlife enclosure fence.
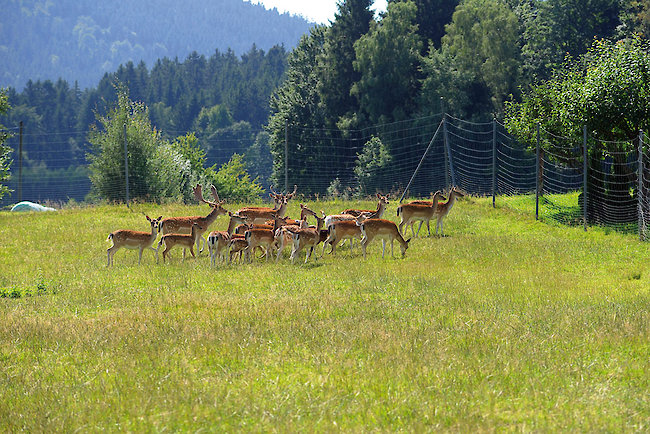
[3,114,650,239]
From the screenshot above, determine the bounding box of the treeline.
[3,0,650,204]
[267,0,650,193]
[2,0,310,89]
[0,45,288,201]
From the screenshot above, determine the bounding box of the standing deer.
[235,185,297,224]
[321,219,363,256]
[434,187,464,236]
[106,215,162,266]
[286,205,325,264]
[157,222,204,263]
[356,217,410,259]
[158,184,228,255]
[341,193,389,218]
[396,190,446,238]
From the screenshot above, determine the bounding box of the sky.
[245,0,388,24]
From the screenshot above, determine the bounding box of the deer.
[396,190,446,238]
[157,222,204,263]
[243,215,288,262]
[341,193,389,218]
[321,219,363,257]
[274,218,309,262]
[228,237,249,264]
[286,205,325,264]
[158,184,228,255]
[235,185,297,224]
[207,231,232,266]
[106,215,162,266]
[434,187,465,237]
[355,216,410,259]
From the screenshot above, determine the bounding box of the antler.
[194,184,218,207]
[269,185,280,199]
[210,184,224,205]
[287,185,298,199]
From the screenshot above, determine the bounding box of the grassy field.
[0,196,648,431]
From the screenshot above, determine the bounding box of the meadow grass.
[0,197,648,431]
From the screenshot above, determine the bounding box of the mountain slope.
[1,0,312,90]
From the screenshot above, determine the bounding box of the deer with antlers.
[106,215,162,266]
[234,185,297,225]
[396,190,446,238]
[341,193,389,218]
[158,184,228,255]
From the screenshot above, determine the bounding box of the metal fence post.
[18,121,23,203]
[124,123,129,207]
[443,114,456,187]
[536,123,540,220]
[492,118,497,208]
[583,125,588,232]
[639,130,644,241]
[284,120,288,193]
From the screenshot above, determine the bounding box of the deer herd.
[106,184,464,266]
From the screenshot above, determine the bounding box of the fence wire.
[2,115,650,238]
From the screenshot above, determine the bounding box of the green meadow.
[0,197,648,431]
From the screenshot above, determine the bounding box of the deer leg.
[416,221,424,238]
[381,239,387,258]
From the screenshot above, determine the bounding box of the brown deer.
[434,187,464,237]
[243,215,288,262]
[157,222,203,263]
[356,217,410,259]
[396,190,446,238]
[235,185,297,224]
[321,219,363,256]
[341,193,389,218]
[106,215,162,266]
[286,205,325,264]
[158,184,228,254]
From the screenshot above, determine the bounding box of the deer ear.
[146,215,151,221]
[157,216,162,220]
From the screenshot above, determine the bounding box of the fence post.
[443,114,456,187]
[492,118,497,208]
[536,123,540,220]
[639,130,644,241]
[443,115,450,188]
[583,125,588,232]
[124,123,129,207]
[18,121,23,203]
[284,120,289,193]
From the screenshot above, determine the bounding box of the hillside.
[1,0,312,90]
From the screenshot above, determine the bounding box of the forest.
[1,0,310,90]
[2,0,650,205]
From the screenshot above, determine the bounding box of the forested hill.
[1,0,312,90]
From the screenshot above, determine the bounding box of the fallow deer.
[106,215,162,266]
[434,187,465,237]
[397,190,446,238]
[356,217,410,259]
[157,222,203,263]
[341,193,389,218]
[158,184,227,254]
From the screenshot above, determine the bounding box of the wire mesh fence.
[2,114,649,239]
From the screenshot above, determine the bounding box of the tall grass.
[0,197,648,431]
